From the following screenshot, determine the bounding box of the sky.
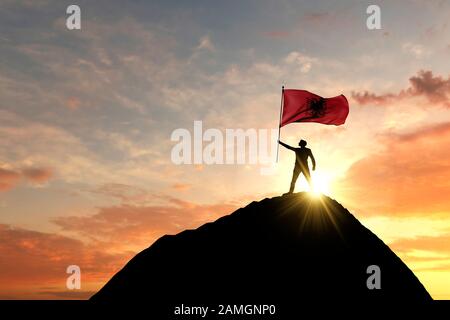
[0,0,450,299]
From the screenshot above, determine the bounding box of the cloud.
[409,70,450,105]
[65,97,81,110]
[352,70,450,107]
[37,290,96,300]
[1,0,51,8]
[0,110,164,187]
[284,51,318,73]
[52,197,237,252]
[0,168,21,192]
[0,223,129,298]
[387,232,450,277]
[414,263,450,272]
[196,35,215,52]
[302,12,332,24]
[171,183,192,191]
[351,91,398,105]
[89,183,153,204]
[390,233,450,254]
[402,43,431,59]
[0,12,329,202]
[94,130,156,159]
[21,167,53,185]
[335,122,450,216]
[298,10,353,31]
[0,111,97,184]
[0,166,53,192]
[0,192,238,298]
[262,31,291,39]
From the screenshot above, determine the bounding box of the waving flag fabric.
[281,89,349,127]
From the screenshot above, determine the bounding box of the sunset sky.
[1,0,450,299]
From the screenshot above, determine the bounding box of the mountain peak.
[91,192,431,306]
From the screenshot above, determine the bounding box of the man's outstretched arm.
[278,140,295,151]
[309,150,316,170]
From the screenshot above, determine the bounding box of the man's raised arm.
[278,140,295,151]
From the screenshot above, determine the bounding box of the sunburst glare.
[295,171,332,196]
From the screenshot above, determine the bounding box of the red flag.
[281,89,349,127]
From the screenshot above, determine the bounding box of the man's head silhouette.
[298,139,307,148]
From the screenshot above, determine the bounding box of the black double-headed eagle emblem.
[306,97,326,118]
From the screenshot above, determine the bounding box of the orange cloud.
[390,233,450,254]
[335,122,450,216]
[352,70,450,107]
[0,195,239,299]
[0,224,129,299]
[52,198,237,250]
[0,168,21,192]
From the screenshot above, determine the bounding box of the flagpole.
[276,85,284,162]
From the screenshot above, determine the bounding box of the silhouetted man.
[278,139,316,193]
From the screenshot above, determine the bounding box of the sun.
[296,171,332,197]
[312,171,332,195]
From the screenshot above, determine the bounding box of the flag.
[280,89,349,127]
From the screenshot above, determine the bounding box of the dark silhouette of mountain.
[91,192,431,308]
